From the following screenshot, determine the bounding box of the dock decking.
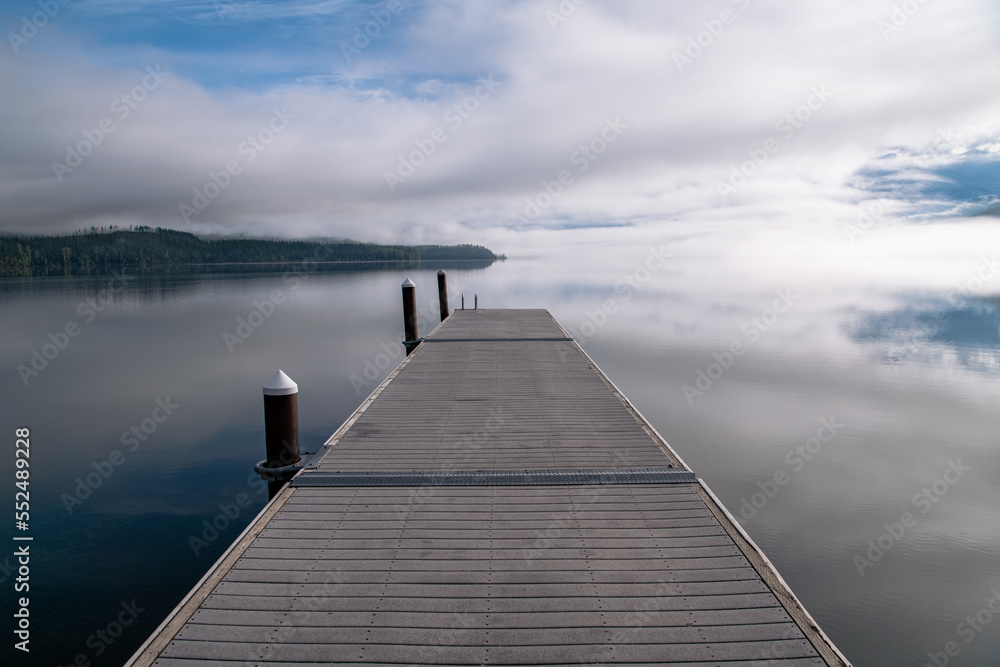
[128,309,852,666]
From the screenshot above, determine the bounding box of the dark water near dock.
[2,254,999,666]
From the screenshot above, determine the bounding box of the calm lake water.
[2,251,999,666]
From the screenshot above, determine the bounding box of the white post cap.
[402,278,415,287]
[263,369,298,396]
[437,269,446,275]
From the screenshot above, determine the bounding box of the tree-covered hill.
[414,245,505,261]
[0,226,503,277]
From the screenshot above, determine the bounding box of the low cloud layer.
[2,0,999,252]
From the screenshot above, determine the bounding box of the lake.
[2,251,999,666]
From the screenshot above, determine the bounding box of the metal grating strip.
[423,337,574,342]
[292,468,697,487]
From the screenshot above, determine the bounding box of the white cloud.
[2,0,999,254]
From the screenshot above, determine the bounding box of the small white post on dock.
[261,370,300,499]
[437,269,449,322]
[402,278,419,355]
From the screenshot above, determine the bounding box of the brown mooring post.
[437,269,449,322]
[402,278,419,355]
[475,293,478,310]
[262,370,300,499]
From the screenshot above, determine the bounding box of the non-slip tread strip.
[423,337,575,342]
[291,468,696,487]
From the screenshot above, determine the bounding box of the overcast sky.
[2,0,999,254]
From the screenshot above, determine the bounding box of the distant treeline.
[413,245,501,261]
[0,226,504,277]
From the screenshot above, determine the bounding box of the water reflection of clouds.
[846,296,1000,379]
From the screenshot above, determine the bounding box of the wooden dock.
[128,309,852,666]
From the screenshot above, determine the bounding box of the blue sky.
[60,1,434,90]
[2,0,999,255]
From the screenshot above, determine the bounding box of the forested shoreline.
[0,226,503,277]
